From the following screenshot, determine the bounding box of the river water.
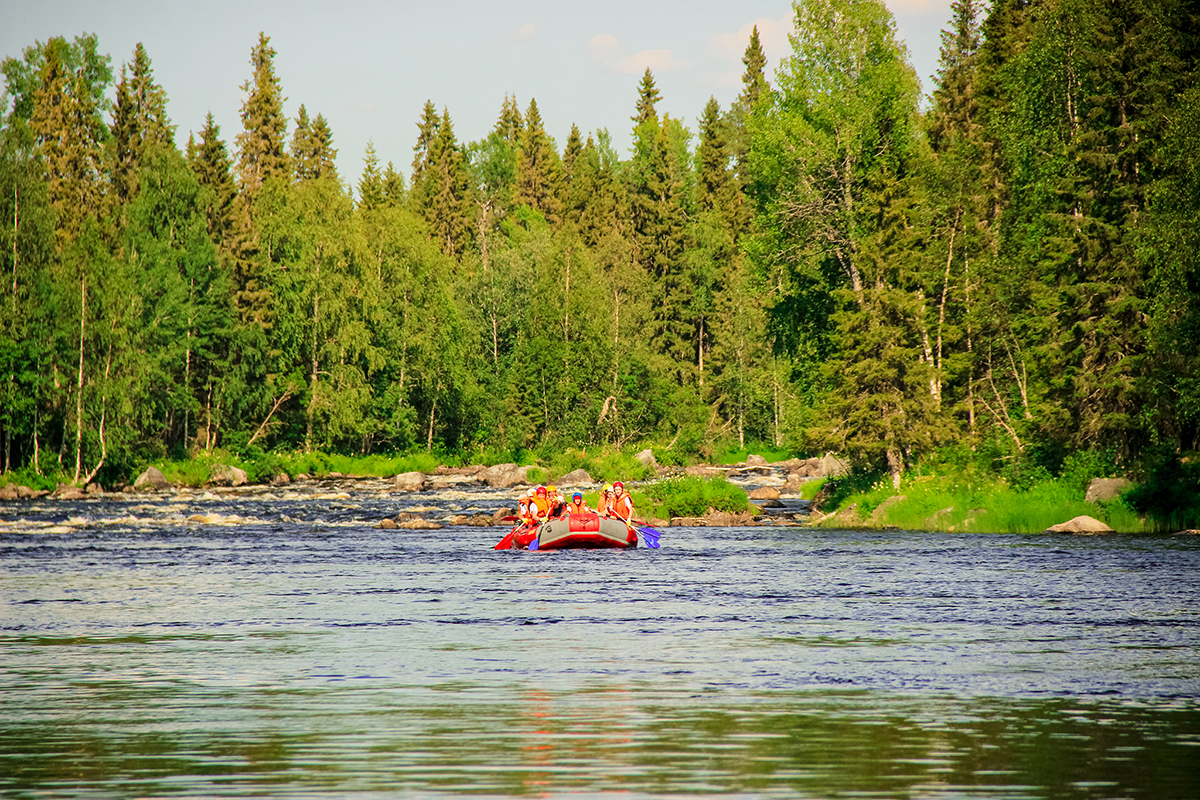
[2,480,1198,799]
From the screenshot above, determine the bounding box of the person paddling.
[528,485,552,524]
[596,484,614,517]
[610,481,634,523]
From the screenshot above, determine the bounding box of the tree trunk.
[306,254,321,452]
[73,272,86,485]
[426,388,438,453]
[887,447,903,490]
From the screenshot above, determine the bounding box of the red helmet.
[613,481,624,491]
[536,485,547,495]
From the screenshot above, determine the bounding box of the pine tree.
[696,97,734,217]
[727,25,769,234]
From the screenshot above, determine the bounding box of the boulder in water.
[1044,515,1113,534]
[134,466,171,491]
[557,468,594,486]
[479,463,530,488]
[210,464,248,487]
[393,471,428,492]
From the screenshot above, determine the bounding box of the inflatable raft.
[533,512,637,550]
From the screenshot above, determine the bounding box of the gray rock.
[870,495,907,524]
[393,471,428,492]
[557,468,594,486]
[399,518,442,530]
[0,484,18,500]
[746,454,768,466]
[134,466,170,491]
[210,464,248,487]
[748,487,781,500]
[479,463,531,488]
[1044,515,1114,534]
[634,448,658,469]
[925,506,955,528]
[1085,477,1133,504]
[818,453,850,478]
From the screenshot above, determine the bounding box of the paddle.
[634,523,661,548]
[493,523,524,550]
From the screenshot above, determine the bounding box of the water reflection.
[2,485,1199,797]
[2,687,1196,797]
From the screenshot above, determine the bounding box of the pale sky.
[1,0,957,189]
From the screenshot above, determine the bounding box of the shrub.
[640,475,751,519]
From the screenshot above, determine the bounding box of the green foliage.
[543,447,654,483]
[640,474,752,519]
[1,12,1197,502]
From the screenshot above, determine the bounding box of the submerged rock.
[399,518,442,530]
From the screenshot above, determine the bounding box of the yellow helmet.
[603,483,613,494]
[548,485,558,493]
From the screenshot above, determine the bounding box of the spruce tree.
[419,108,471,258]
[234,32,289,196]
[190,112,236,251]
[381,161,404,207]
[28,37,107,243]
[410,100,440,195]
[632,68,661,127]
[231,32,288,327]
[110,43,172,203]
[495,93,523,146]
[513,98,561,223]
[357,140,383,210]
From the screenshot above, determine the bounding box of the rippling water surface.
[2,482,1198,799]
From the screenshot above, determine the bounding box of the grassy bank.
[814,469,1197,534]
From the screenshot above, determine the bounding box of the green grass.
[638,475,753,520]
[713,444,794,466]
[817,470,1179,533]
[542,448,656,484]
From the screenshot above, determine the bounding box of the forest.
[1,0,1198,496]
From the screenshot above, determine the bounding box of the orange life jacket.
[529,494,551,521]
[565,499,588,515]
[596,495,612,516]
[612,491,634,520]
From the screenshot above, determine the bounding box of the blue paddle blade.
[529,538,539,551]
[637,526,661,548]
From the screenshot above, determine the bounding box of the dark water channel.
[2,481,1198,798]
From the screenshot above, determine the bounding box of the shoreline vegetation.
[2,444,1196,535]
[2,3,1198,526]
